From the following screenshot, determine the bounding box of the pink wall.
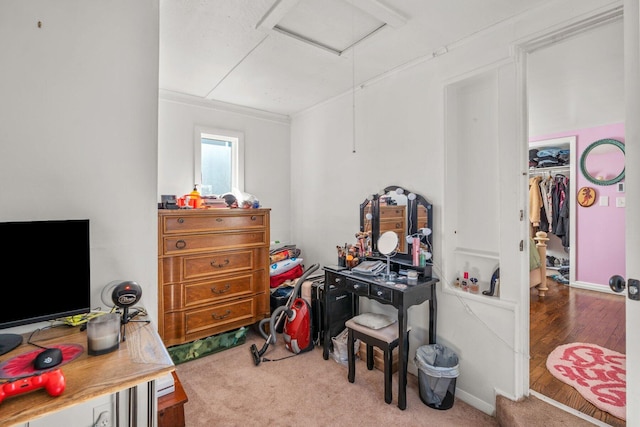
[531,123,625,288]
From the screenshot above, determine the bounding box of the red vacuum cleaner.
[251,263,319,365]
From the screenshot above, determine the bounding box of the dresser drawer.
[161,213,266,234]
[160,248,268,283]
[161,230,267,255]
[184,249,255,280]
[370,283,393,303]
[379,206,405,220]
[325,272,346,288]
[345,278,369,296]
[162,271,266,310]
[380,219,404,234]
[185,298,254,334]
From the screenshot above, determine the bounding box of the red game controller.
[0,369,65,403]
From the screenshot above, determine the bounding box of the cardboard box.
[358,341,398,373]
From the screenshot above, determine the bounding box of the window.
[194,127,244,196]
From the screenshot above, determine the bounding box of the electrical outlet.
[93,403,112,427]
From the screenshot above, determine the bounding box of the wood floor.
[530,278,626,426]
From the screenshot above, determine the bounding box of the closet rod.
[529,165,570,176]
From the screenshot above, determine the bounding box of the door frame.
[513,3,624,401]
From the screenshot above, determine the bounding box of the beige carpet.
[175,328,498,426]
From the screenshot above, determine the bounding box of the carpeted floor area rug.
[546,342,626,420]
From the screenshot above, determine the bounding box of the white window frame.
[194,126,245,194]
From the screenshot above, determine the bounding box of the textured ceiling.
[159,0,552,116]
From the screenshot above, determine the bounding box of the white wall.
[528,18,624,136]
[289,0,622,414]
[157,91,292,244]
[0,1,160,329]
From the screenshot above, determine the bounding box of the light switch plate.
[616,197,626,208]
[599,196,609,206]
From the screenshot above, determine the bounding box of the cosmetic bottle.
[412,237,420,266]
[469,277,479,294]
[461,272,469,292]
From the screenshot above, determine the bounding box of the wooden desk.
[0,321,174,426]
[323,266,438,410]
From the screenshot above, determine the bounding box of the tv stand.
[0,333,23,356]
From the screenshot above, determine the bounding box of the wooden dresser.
[363,205,407,252]
[158,208,271,347]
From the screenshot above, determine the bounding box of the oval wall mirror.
[579,138,625,185]
[378,231,399,255]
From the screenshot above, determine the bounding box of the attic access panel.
[273,0,387,55]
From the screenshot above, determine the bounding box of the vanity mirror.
[579,138,625,186]
[360,185,433,273]
[378,231,399,279]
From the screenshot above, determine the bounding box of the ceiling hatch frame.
[256,0,408,56]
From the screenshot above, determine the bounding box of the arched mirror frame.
[360,185,433,264]
[579,138,625,186]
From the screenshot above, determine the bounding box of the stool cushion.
[351,312,396,330]
[346,317,399,344]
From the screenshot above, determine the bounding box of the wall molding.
[159,89,291,125]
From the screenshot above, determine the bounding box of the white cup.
[87,313,121,355]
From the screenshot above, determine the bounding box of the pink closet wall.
[530,122,625,288]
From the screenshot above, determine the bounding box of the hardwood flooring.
[530,279,626,426]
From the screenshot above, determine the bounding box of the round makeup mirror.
[378,231,399,255]
[579,138,625,185]
[378,231,399,280]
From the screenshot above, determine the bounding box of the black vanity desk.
[323,265,439,410]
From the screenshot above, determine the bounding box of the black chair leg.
[384,348,393,404]
[366,344,374,370]
[347,329,355,383]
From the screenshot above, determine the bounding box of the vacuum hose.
[257,305,291,343]
[251,263,320,366]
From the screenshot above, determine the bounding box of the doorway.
[524,10,626,425]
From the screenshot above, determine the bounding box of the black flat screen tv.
[0,219,91,355]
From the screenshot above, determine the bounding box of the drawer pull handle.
[395,222,401,228]
[212,310,231,320]
[216,218,223,222]
[251,216,257,221]
[354,284,361,289]
[376,290,383,296]
[211,284,231,294]
[210,259,230,268]
[177,218,185,224]
[175,240,186,249]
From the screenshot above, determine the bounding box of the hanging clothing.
[529,176,543,227]
[558,189,570,247]
[551,175,569,237]
[539,176,553,231]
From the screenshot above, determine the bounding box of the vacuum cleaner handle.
[290,263,320,299]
